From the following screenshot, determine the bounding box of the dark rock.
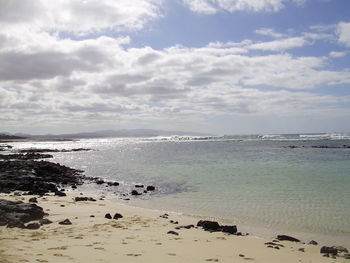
[113,213,123,220]
[334,246,348,253]
[175,225,194,230]
[90,215,95,218]
[7,220,26,228]
[71,184,77,189]
[135,184,144,188]
[0,199,45,228]
[29,197,38,203]
[343,253,350,259]
[95,179,105,185]
[55,191,66,197]
[274,246,280,250]
[236,232,242,236]
[167,230,179,236]
[320,246,338,255]
[221,225,237,234]
[298,248,305,252]
[197,220,238,235]
[26,223,40,229]
[197,220,221,232]
[146,186,155,191]
[277,235,300,242]
[0,159,84,196]
[74,197,96,202]
[105,213,112,219]
[160,213,169,219]
[131,190,141,196]
[265,242,284,248]
[239,254,245,257]
[58,219,72,225]
[308,240,318,245]
[107,182,119,186]
[39,218,52,225]
[170,220,178,224]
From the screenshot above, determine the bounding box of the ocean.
[9,134,350,245]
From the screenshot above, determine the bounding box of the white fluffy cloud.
[0,1,349,133]
[181,0,306,14]
[1,28,350,129]
[0,0,162,34]
[337,22,350,47]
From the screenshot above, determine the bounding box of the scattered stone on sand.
[135,184,144,188]
[74,197,96,202]
[160,213,169,219]
[175,224,194,230]
[276,235,300,242]
[197,220,237,235]
[113,213,123,220]
[58,219,72,225]
[167,230,179,236]
[131,190,141,196]
[146,185,155,191]
[308,240,318,245]
[105,213,112,219]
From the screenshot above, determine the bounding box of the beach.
[1,190,348,263]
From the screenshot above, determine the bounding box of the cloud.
[0,0,162,34]
[329,51,349,58]
[0,1,349,132]
[337,22,350,47]
[181,0,300,14]
[248,37,308,51]
[255,28,285,38]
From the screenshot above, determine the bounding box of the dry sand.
[0,191,347,263]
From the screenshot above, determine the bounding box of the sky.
[0,0,350,135]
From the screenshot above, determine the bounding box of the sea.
[7,133,350,246]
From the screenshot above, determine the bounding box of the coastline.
[1,141,349,262]
[1,190,348,263]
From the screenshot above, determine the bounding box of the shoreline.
[1,190,348,263]
[1,143,349,262]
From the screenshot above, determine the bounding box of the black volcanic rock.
[0,199,45,228]
[131,190,141,196]
[221,225,237,234]
[277,235,300,242]
[197,220,238,235]
[0,160,84,195]
[75,197,96,202]
[320,246,338,255]
[59,219,72,225]
[197,220,221,232]
[105,213,112,219]
[113,213,123,219]
[26,223,40,230]
[146,186,155,191]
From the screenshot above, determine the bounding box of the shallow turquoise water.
[11,137,350,243]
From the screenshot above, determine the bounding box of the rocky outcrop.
[0,199,45,228]
[0,160,84,195]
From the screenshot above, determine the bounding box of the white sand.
[0,192,347,263]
